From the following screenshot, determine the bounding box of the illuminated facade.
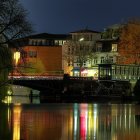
[62,29,101,77]
[96,39,118,65]
[9,26,140,78]
[10,33,69,76]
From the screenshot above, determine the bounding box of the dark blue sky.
[20,0,140,34]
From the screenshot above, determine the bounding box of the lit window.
[55,40,59,45]
[112,44,117,52]
[59,40,63,45]
[63,41,66,44]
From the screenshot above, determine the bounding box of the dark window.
[101,57,105,63]
[22,51,27,58]
[28,51,37,58]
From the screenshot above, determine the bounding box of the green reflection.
[0,85,9,102]
[0,46,12,102]
[0,105,12,140]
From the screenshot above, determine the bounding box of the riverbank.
[12,77,139,103]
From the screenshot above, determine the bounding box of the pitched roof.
[9,33,70,48]
[70,29,100,33]
[26,33,70,39]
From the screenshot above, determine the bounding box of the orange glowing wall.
[21,45,62,71]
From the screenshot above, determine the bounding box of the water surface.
[0,103,140,140]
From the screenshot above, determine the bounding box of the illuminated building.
[62,29,101,77]
[9,26,140,79]
[9,33,69,76]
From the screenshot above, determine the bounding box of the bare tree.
[0,0,33,72]
[101,24,121,39]
[0,0,33,46]
[119,19,140,64]
[0,0,33,101]
[63,39,95,76]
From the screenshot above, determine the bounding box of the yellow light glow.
[14,51,20,65]
[13,105,21,140]
[87,69,98,77]
[7,107,11,129]
[79,37,84,41]
[65,66,73,76]
[2,96,12,104]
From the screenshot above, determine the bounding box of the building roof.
[9,32,71,48]
[70,29,100,34]
[96,38,119,43]
[26,33,70,40]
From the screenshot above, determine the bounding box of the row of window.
[113,66,140,76]
[68,45,92,53]
[22,51,37,58]
[72,35,96,41]
[96,43,117,52]
[29,39,66,46]
[67,43,118,53]
[67,56,114,66]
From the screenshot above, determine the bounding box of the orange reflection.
[8,104,140,140]
[13,105,22,140]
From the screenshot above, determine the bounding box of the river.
[0,85,140,140]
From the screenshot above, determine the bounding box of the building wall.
[14,45,63,75]
[62,31,101,76]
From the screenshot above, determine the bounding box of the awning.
[71,67,80,71]
[71,67,87,71]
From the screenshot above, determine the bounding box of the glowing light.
[87,69,98,78]
[87,105,93,138]
[81,69,88,74]
[14,51,20,65]
[7,107,11,129]
[93,104,98,139]
[74,104,78,139]
[7,89,13,95]
[13,105,22,140]
[79,37,84,41]
[2,96,12,104]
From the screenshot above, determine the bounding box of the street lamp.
[79,37,84,42]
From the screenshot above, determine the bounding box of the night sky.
[20,0,140,34]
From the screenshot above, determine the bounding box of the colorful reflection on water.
[0,103,140,140]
